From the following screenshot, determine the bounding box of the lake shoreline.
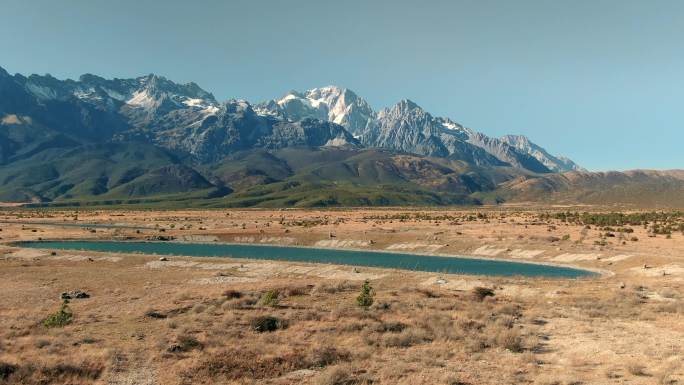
[13,238,601,278]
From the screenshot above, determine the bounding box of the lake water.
[17,241,595,278]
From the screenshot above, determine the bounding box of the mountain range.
[1,66,682,208]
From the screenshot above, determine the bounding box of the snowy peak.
[257,85,375,134]
[259,86,582,173]
[500,135,585,172]
[12,70,218,114]
[135,73,214,102]
[124,74,217,112]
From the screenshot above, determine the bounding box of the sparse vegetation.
[0,360,103,384]
[1,207,683,384]
[543,211,684,229]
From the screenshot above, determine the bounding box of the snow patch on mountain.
[25,83,58,100]
[127,90,158,108]
[183,98,220,115]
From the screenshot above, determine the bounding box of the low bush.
[145,310,167,319]
[313,281,356,294]
[168,335,203,352]
[378,322,407,333]
[258,290,280,307]
[283,285,313,297]
[472,287,495,301]
[309,346,351,367]
[0,362,17,380]
[222,290,242,299]
[315,364,364,385]
[493,329,523,352]
[251,316,287,333]
[381,328,431,348]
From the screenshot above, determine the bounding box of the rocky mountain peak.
[395,99,421,111]
[500,134,585,172]
[502,134,531,146]
[378,99,421,118]
[133,74,214,102]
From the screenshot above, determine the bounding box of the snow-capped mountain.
[0,69,358,162]
[7,67,684,208]
[260,86,576,173]
[0,66,580,172]
[256,86,375,135]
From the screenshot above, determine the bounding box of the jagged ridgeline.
[1,66,683,207]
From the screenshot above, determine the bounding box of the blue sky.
[2,0,683,171]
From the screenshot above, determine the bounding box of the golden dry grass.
[0,207,683,384]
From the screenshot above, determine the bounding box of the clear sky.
[2,0,683,171]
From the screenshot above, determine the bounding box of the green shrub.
[258,290,280,307]
[43,300,73,328]
[356,280,375,308]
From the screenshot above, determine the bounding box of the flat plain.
[1,207,683,385]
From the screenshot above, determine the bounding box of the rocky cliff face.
[365,100,505,166]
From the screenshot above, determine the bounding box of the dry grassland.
[0,207,683,384]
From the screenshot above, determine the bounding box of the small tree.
[356,280,375,308]
[43,300,73,328]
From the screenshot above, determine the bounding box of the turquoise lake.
[17,241,595,278]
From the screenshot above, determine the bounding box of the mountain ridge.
[2,66,682,208]
[258,86,580,173]
[1,66,580,173]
